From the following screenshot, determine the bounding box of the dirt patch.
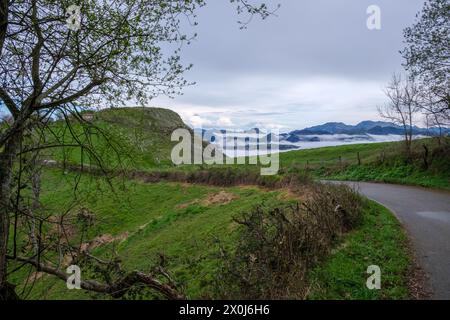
[48,232,130,270]
[200,191,238,206]
[405,237,433,299]
[47,215,77,239]
[278,189,301,201]
[176,185,313,210]
[80,232,129,252]
[176,190,239,209]
[236,185,260,190]
[138,223,149,231]
[277,186,313,203]
[408,263,431,299]
[45,208,96,243]
[27,271,46,282]
[176,201,194,209]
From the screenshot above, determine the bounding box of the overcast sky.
[151,0,426,132]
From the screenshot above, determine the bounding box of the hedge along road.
[327,181,450,299]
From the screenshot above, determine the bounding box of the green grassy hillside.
[43,107,450,190]
[49,107,191,169]
[6,108,426,300]
[279,138,450,189]
[10,169,286,299]
[10,169,412,300]
[308,201,411,299]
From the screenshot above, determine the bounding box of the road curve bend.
[329,181,450,300]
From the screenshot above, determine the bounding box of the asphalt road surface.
[330,181,450,300]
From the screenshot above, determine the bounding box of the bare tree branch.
[7,255,185,300]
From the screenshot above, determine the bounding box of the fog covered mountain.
[280,121,449,143]
[200,121,449,156]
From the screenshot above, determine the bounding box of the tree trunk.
[29,158,41,255]
[422,144,429,170]
[0,0,8,55]
[0,134,19,300]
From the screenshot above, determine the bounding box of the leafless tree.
[378,74,421,157]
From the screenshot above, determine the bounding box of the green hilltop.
[92,107,189,132]
[51,107,192,169]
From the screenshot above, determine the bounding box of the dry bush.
[132,167,313,190]
[214,183,363,299]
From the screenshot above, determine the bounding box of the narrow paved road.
[330,181,450,300]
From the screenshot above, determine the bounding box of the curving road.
[329,181,450,300]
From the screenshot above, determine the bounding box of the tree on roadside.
[378,74,421,158]
[0,0,276,300]
[401,0,450,123]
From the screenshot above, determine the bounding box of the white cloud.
[217,116,234,127]
[152,75,388,131]
[185,113,213,128]
[146,0,425,132]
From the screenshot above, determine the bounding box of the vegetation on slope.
[9,169,287,299]
[42,107,450,190]
[48,107,191,169]
[6,107,424,300]
[308,201,412,299]
[279,138,450,189]
[9,168,412,300]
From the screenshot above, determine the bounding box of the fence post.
[339,156,342,166]
[357,152,361,165]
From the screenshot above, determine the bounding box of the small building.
[82,112,95,121]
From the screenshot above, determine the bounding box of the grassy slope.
[49,107,190,169]
[280,141,391,168]
[279,139,450,190]
[308,201,411,299]
[11,169,287,299]
[10,169,412,300]
[45,107,449,189]
[8,108,419,299]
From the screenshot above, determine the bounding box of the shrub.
[215,183,363,299]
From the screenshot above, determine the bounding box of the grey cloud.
[153,0,427,130]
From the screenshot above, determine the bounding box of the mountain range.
[280,121,449,143]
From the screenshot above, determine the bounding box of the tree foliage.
[0,0,276,300]
[401,0,450,122]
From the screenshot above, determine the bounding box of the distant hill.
[51,107,192,168]
[355,120,397,130]
[288,121,398,135]
[93,107,189,133]
[280,120,450,143]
